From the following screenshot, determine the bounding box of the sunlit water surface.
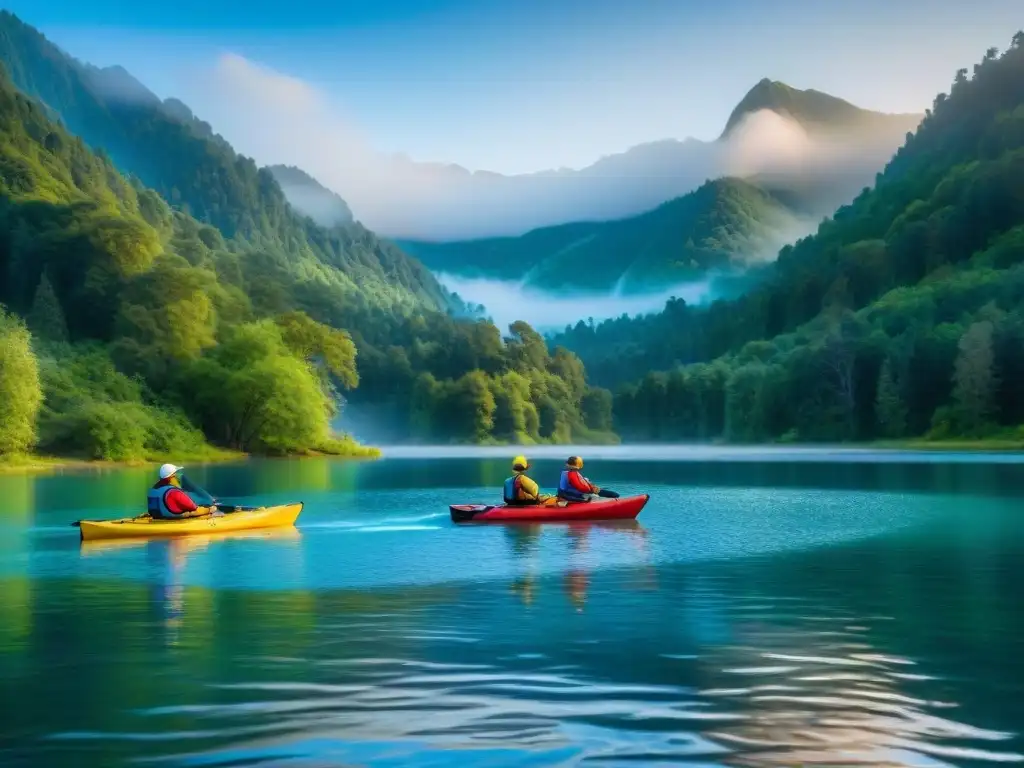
[1,446,1023,767]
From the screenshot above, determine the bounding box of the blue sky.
[9,0,1024,174]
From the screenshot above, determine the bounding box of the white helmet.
[158,463,182,480]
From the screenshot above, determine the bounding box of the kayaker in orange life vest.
[557,456,619,502]
[147,464,212,521]
[503,455,553,506]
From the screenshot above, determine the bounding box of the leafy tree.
[0,309,42,454]
[185,321,332,453]
[275,310,358,390]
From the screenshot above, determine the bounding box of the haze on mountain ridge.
[177,48,922,241]
[316,95,918,241]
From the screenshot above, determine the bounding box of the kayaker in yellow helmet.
[557,456,619,502]
[147,464,213,521]
[503,455,553,506]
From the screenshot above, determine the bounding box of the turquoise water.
[1,447,1023,766]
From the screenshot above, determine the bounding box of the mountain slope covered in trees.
[0,18,617,459]
[554,34,1024,443]
[400,178,807,293]
[0,11,445,312]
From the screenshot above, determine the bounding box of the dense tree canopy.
[557,34,1024,444]
[0,32,610,458]
[2,12,1022,457]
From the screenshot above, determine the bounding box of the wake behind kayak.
[450,494,649,524]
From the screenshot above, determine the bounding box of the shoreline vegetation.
[0,435,381,476]
[5,435,1023,477]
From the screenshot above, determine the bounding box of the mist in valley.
[437,272,722,334]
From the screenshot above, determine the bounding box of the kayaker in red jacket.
[557,456,599,501]
[147,464,211,520]
[557,456,620,502]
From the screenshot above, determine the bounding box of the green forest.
[1,10,1023,462]
[0,13,615,462]
[555,34,1024,444]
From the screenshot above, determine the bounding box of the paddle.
[597,489,620,499]
[212,503,259,513]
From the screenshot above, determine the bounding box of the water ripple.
[35,608,1015,768]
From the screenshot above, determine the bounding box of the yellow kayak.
[77,503,303,542]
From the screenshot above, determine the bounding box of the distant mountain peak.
[721,79,869,137]
[720,79,922,140]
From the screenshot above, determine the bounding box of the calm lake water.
[2,446,1024,767]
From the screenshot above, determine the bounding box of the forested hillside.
[0,18,616,460]
[0,11,444,311]
[401,178,805,293]
[557,34,1024,443]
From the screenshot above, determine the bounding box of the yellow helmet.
[512,455,529,471]
[566,456,583,469]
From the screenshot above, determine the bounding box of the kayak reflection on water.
[503,522,650,610]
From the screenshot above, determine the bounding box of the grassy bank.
[0,434,381,475]
[0,447,243,476]
[872,438,1024,451]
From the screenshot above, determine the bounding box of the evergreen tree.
[26,273,68,343]
[874,358,907,438]
[951,321,997,434]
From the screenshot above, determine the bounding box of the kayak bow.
[77,502,303,542]
[450,494,649,524]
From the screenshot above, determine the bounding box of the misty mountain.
[381,82,921,293]
[400,178,808,293]
[720,78,916,138]
[293,80,921,241]
[267,165,354,227]
[0,11,451,311]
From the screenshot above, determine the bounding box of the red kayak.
[450,494,650,524]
